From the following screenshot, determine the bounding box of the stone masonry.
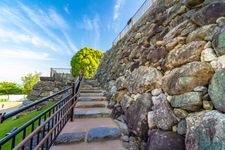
[96,0,225,149]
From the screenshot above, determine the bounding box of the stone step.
[80,89,104,93]
[54,132,86,145]
[83,81,99,85]
[82,83,99,85]
[80,93,104,97]
[76,101,108,108]
[82,84,100,87]
[58,118,119,133]
[52,139,126,150]
[78,96,106,101]
[52,118,125,149]
[87,127,121,142]
[54,127,121,145]
[81,87,102,90]
[74,108,111,118]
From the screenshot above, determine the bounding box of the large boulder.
[144,47,168,67]
[182,0,204,8]
[187,24,217,42]
[146,129,185,150]
[120,94,133,112]
[164,20,190,40]
[125,93,152,139]
[162,62,214,95]
[152,94,177,130]
[191,2,225,26]
[212,26,225,56]
[164,41,205,70]
[124,66,163,94]
[209,68,225,112]
[186,111,225,149]
[170,92,202,111]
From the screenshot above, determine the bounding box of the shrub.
[70,47,103,78]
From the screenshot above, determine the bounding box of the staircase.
[51,79,126,150]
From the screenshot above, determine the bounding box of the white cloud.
[0,49,51,60]
[63,32,78,52]
[113,0,125,21]
[48,8,68,29]
[17,2,76,55]
[0,1,77,82]
[64,4,70,14]
[0,58,50,83]
[82,16,95,31]
[80,15,101,48]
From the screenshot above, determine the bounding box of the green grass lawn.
[0,102,55,150]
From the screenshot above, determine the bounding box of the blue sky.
[0,0,145,83]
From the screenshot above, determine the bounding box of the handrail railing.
[112,0,152,46]
[0,74,84,150]
[0,87,71,123]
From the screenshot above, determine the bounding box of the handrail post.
[70,82,75,122]
[50,68,53,77]
[0,113,5,123]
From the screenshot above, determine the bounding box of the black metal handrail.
[0,74,84,150]
[0,87,71,123]
[112,0,152,45]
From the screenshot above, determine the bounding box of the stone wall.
[96,0,225,149]
[27,80,71,101]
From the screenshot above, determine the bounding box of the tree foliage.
[70,47,103,78]
[21,72,41,94]
[0,82,23,95]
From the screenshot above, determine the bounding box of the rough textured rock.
[146,129,185,150]
[177,119,187,135]
[120,94,133,112]
[203,100,214,110]
[193,86,208,94]
[114,119,129,135]
[209,68,225,112]
[124,66,163,94]
[162,62,214,95]
[151,88,162,96]
[164,41,206,70]
[186,111,225,149]
[54,132,86,144]
[174,108,189,119]
[125,93,152,139]
[164,20,190,40]
[201,48,217,62]
[210,55,225,71]
[212,26,225,56]
[27,81,69,101]
[191,2,225,26]
[165,37,186,51]
[182,0,204,8]
[115,89,128,103]
[94,0,225,149]
[87,127,121,142]
[217,17,225,27]
[115,76,126,90]
[147,111,156,129]
[187,24,217,42]
[152,94,177,130]
[170,92,202,111]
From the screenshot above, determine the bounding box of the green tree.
[70,47,103,78]
[0,82,23,95]
[21,72,41,94]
